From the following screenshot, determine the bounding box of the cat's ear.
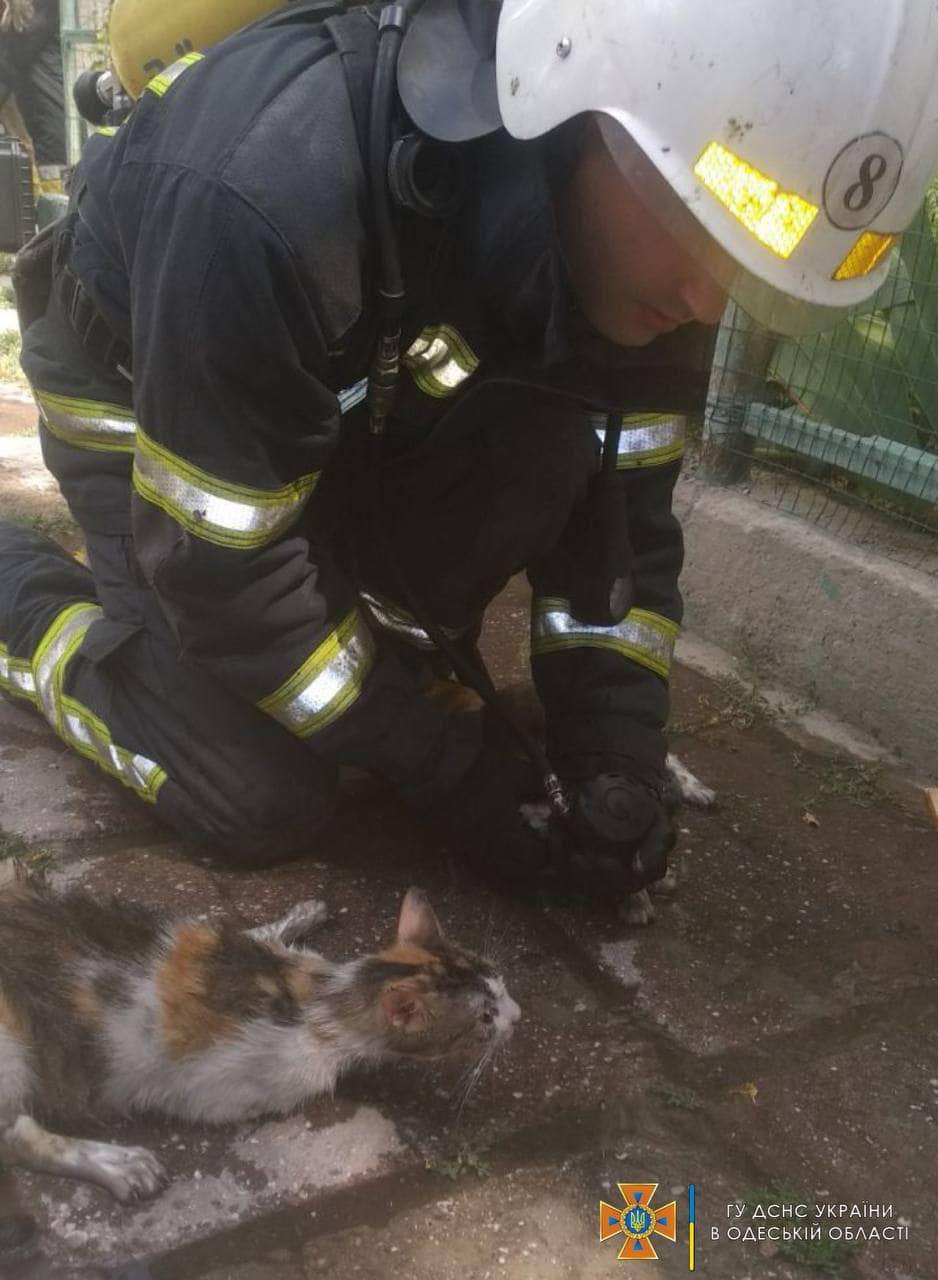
[380,981,431,1031]
[396,888,444,949]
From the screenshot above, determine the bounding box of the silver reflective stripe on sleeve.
[34,389,137,453]
[258,609,375,738]
[0,643,37,703]
[589,412,687,469]
[404,324,480,398]
[360,590,466,651]
[133,426,319,550]
[531,597,678,679]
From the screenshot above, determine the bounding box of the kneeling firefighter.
[2,0,937,892]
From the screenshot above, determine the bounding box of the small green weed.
[745,1184,860,1276]
[0,830,49,870]
[0,251,15,274]
[652,1082,703,1112]
[808,760,884,808]
[426,1143,491,1181]
[0,283,15,308]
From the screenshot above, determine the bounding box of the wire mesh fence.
[702,187,938,576]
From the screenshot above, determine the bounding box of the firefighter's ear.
[380,981,431,1032]
[396,887,444,949]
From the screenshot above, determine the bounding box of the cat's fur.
[0,880,519,1225]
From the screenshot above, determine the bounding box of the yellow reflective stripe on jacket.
[0,642,38,705]
[258,609,375,738]
[28,602,167,802]
[531,597,678,679]
[404,324,480,398]
[146,51,205,98]
[590,412,687,469]
[35,388,137,453]
[360,589,467,652]
[133,426,319,551]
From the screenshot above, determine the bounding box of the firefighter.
[1,0,936,894]
[0,0,66,193]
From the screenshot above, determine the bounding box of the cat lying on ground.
[0,880,518,1248]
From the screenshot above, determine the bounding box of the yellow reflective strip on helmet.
[0,642,38,705]
[146,51,205,98]
[694,141,818,260]
[591,412,687,469]
[404,324,480,398]
[32,602,103,732]
[34,388,137,453]
[133,426,319,550]
[833,230,898,281]
[531,597,678,679]
[59,695,167,803]
[258,610,375,738]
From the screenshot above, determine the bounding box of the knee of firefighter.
[158,772,333,868]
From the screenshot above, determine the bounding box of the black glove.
[427,716,555,887]
[565,770,676,897]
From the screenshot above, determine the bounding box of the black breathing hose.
[365,0,572,822]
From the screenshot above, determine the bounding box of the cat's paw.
[86,1143,167,1202]
[650,863,679,898]
[620,889,657,926]
[666,753,717,809]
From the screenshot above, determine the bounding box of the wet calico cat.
[0,879,519,1221]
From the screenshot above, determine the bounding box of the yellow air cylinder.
[109,0,289,99]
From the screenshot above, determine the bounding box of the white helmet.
[399,0,938,333]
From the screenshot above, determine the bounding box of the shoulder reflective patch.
[404,324,480,398]
[590,412,687,469]
[531,597,678,679]
[133,426,319,550]
[146,51,205,98]
[28,601,166,802]
[35,388,137,453]
[257,609,375,738]
[0,642,37,705]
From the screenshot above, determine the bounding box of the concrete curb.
[675,478,938,778]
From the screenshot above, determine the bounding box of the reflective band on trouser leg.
[28,603,167,802]
[133,426,319,550]
[258,610,376,738]
[589,411,687,469]
[146,51,205,98]
[360,590,467,651]
[531,597,678,679]
[34,388,137,453]
[404,324,480,398]
[0,643,38,704]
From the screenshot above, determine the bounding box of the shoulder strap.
[322,7,379,159]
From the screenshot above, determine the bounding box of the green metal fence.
[60,0,110,166]
[703,187,938,575]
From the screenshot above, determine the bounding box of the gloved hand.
[427,715,555,887]
[564,769,676,897]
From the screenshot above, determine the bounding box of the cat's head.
[342,888,520,1060]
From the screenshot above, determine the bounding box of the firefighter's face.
[557,117,727,348]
